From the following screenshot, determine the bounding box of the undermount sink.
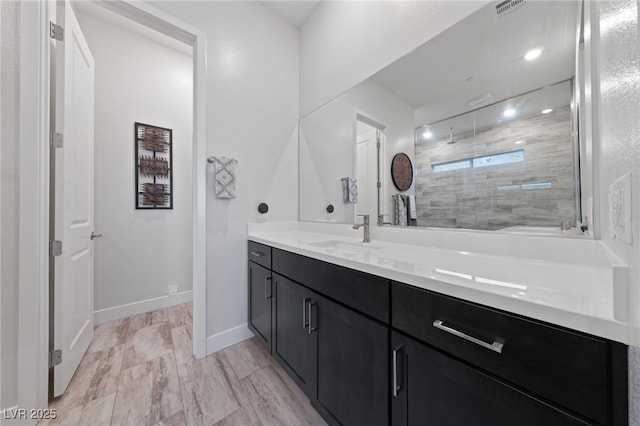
[309,240,386,253]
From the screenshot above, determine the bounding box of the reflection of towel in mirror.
[341,177,358,203]
[394,194,408,226]
[408,195,417,219]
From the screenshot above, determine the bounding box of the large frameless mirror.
[299,1,589,237]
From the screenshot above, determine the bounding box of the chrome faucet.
[353,214,371,243]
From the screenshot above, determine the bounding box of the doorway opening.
[355,114,386,225]
[48,0,205,403]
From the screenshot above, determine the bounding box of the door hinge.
[49,349,62,368]
[51,132,63,148]
[49,240,62,257]
[377,181,382,189]
[49,22,64,41]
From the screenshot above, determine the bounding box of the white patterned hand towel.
[341,177,358,203]
[212,156,237,199]
[394,194,408,226]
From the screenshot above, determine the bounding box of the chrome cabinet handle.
[250,251,265,257]
[308,302,317,334]
[433,320,504,353]
[392,345,403,397]
[302,298,310,328]
[264,277,273,299]
[90,232,103,240]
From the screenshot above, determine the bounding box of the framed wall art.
[135,122,173,209]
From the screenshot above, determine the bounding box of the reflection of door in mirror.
[356,124,377,218]
[355,118,384,223]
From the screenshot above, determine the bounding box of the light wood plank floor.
[43,303,327,426]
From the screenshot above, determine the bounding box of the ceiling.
[261,1,321,27]
[371,1,579,127]
[76,1,320,51]
[73,1,193,56]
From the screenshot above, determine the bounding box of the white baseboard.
[206,323,254,355]
[93,291,193,324]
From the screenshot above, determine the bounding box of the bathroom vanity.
[247,223,628,426]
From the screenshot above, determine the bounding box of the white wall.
[149,1,299,352]
[299,1,488,116]
[593,1,640,422]
[0,0,20,412]
[76,10,194,321]
[299,78,414,223]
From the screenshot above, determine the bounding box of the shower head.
[447,127,457,144]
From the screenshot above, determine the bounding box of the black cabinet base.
[248,242,628,426]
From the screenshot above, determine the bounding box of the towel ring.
[207,157,239,164]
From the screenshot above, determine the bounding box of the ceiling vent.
[495,0,526,18]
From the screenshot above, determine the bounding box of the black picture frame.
[135,122,173,209]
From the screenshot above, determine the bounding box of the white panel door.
[53,0,96,396]
[356,130,379,218]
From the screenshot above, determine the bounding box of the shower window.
[432,150,524,173]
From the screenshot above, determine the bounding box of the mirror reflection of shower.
[414,80,577,231]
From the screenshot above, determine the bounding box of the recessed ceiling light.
[524,48,542,61]
[503,108,516,118]
[422,131,433,139]
[542,108,553,114]
[515,140,524,145]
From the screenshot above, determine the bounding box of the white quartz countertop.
[248,221,630,344]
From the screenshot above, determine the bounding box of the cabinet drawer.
[248,241,271,269]
[273,248,389,323]
[392,282,609,424]
[391,331,590,426]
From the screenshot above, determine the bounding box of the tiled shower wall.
[415,106,576,230]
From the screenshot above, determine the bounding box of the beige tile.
[128,308,169,333]
[88,318,130,353]
[271,363,327,426]
[223,338,272,380]
[167,303,193,328]
[43,393,116,426]
[122,323,173,370]
[112,352,183,426]
[51,345,124,411]
[171,325,193,366]
[72,392,116,426]
[178,351,249,425]
[241,365,325,426]
[212,404,262,426]
[155,410,186,426]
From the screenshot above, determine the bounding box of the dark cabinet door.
[248,261,272,352]
[272,273,316,397]
[391,331,590,426]
[392,282,609,424]
[313,293,388,426]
